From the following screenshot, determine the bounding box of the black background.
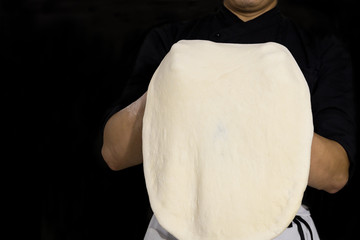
[1,0,359,239]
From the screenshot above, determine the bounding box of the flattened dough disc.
[142,40,313,240]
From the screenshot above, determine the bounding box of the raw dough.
[142,40,313,240]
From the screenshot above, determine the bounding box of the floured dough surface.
[142,40,313,240]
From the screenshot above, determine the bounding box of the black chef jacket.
[106,4,357,207]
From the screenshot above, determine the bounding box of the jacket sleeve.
[103,24,176,121]
[311,35,357,179]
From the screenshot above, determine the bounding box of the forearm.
[101,92,147,170]
[308,133,349,193]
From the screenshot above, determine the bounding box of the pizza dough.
[142,40,313,240]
